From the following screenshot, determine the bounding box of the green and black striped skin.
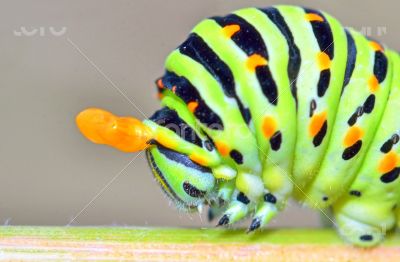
[144,5,400,246]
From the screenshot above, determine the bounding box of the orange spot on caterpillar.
[317,52,331,70]
[188,101,199,113]
[172,86,177,93]
[157,93,164,99]
[370,41,384,52]
[190,154,208,166]
[343,126,364,147]
[222,24,240,38]
[215,141,229,157]
[309,111,327,137]
[157,79,163,88]
[368,75,380,93]
[246,54,268,72]
[262,116,277,138]
[305,13,324,22]
[379,151,398,174]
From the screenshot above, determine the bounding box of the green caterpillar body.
[143,5,400,246]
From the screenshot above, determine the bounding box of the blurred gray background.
[0,0,397,227]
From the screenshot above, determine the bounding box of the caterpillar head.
[76,107,215,211]
[146,145,215,211]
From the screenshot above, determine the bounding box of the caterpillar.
[76,5,400,247]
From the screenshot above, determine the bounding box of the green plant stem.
[0,227,399,261]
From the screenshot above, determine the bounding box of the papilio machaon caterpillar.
[76,5,400,247]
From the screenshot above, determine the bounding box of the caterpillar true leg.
[208,203,225,222]
[216,179,235,203]
[208,180,234,222]
[217,191,251,226]
[248,193,279,232]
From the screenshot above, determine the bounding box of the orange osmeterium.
[76,108,153,152]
